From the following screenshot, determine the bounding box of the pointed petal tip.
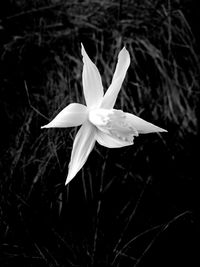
[121,46,128,52]
[41,124,48,129]
[125,112,167,134]
[65,167,74,185]
[119,46,130,61]
[41,123,53,129]
[161,128,168,132]
[156,126,168,133]
[65,176,70,186]
[65,174,76,185]
[64,159,80,186]
[81,43,86,56]
[145,125,168,134]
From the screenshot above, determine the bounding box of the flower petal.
[125,112,167,134]
[66,121,96,185]
[41,103,88,128]
[101,47,130,109]
[81,43,104,108]
[96,129,133,148]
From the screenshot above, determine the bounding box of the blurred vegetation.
[0,0,199,266]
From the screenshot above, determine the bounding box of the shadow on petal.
[66,121,96,184]
[41,103,88,128]
[96,129,133,148]
[125,112,167,134]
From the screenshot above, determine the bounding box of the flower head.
[41,44,167,185]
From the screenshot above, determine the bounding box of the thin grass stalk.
[91,151,108,266]
[111,176,152,265]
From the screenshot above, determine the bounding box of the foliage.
[0,0,199,266]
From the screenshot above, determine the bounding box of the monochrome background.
[0,1,199,266]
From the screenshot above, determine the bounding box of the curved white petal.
[96,129,133,148]
[41,103,88,128]
[125,112,167,134]
[81,44,104,108]
[101,47,130,109]
[66,121,96,185]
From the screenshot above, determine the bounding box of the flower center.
[89,108,138,143]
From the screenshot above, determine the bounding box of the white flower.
[41,44,167,185]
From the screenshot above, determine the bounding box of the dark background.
[0,1,200,266]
